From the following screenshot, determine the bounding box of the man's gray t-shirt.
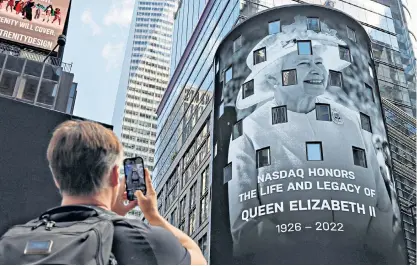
[112,219,191,264]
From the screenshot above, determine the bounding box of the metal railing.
[0,42,72,73]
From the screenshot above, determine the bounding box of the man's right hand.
[135,169,207,265]
[135,169,162,225]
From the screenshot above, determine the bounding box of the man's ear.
[110,165,120,188]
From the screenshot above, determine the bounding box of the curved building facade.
[211,5,408,264]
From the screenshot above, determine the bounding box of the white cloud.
[103,0,135,28]
[81,10,102,36]
[101,42,125,72]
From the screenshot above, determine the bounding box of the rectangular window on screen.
[282,69,297,86]
[353,147,367,168]
[233,36,242,53]
[347,26,357,42]
[253,47,267,65]
[272,106,288,124]
[365,84,374,102]
[360,113,372,132]
[269,20,280,34]
[329,71,343,87]
[233,120,243,140]
[256,147,271,168]
[307,17,320,32]
[306,142,323,161]
[316,104,332,121]
[339,46,351,62]
[224,67,233,83]
[242,79,254,99]
[297,41,312,55]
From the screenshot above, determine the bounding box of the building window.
[201,166,210,194]
[297,41,312,55]
[224,67,232,83]
[316,104,331,121]
[347,26,356,42]
[307,17,320,32]
[329,71,342,87]
[242,79,254,99]
[339,46,351,62]
[198,234,209,261]
[223,163,232,184]
[200,195,209,224]
[369,65,374,79]
[353,147,367,168]
[233,35,242,53]
[170,208,177,227]
[365,84,374,102]
[189,209,196,235]
[360,113,372,133]
[233,120,243,140]
[282,69,297,86]
[306,142,323,161]
[179,196,186,223]
[189,182,197,235]
[253,47,266,65]
[272,106,288,124]
[269,20,280,34]
[256,147,271,168]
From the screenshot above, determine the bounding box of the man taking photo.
[0,120,207,265]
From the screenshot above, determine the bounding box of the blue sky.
[63,0,134,124]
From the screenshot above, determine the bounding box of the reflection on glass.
[256,147,271,168]
[272,106,287,124]
[353,147,367,168]
[307,17,320,32]
[37,80,58,106]
[298,41,312,55]
[360,113,372,132]
[269,20,280,34]
[339,46,351,62]
[253,47,266,65]
[19,76,39,103]
[316,104,331,121]
[282,69,297,86]
[306,142,323,161]
[329,71,342,87]
[0,71,18,96]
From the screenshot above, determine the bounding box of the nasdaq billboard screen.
[210,5,408,265]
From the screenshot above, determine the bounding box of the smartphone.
[123,156,146,201]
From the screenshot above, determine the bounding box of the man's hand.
[112,177,137,216]
[135,169,162,225]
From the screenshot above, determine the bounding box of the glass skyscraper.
[112,0,177,172]
[153,0,416,263]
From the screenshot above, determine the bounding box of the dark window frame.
[329,70,343,88]
[352,146,368,168]
[233,35,243,53]
[224,66,233,84]
[297,40,313,55]
[306,142,324,161]
[307,17,321,32]
[282,69,297,86]
[256,147,271,169]
[272,105,288,124]
[268,20,281,34]
[360,112,372,133]
[315,103,332,121]
[253,47,267,65]
[365,83,375,102]
[339,45,351,62]
[242,79,254,99]
[346,26,356,42]
[232,119,243,140]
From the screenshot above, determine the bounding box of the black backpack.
[0,205,123,265]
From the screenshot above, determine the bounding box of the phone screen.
[124,157,146,201]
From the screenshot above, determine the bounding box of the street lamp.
[43,34,66,63]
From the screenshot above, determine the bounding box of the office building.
[112,0,177,171]
[0,0,76,114]
[153,0,416,264]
